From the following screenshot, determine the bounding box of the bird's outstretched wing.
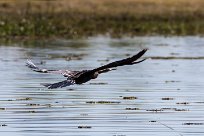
[26,60,79,77]
[92,49,147,72]
[41,79,75,89]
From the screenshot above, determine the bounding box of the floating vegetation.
[80,114,88,116]
[176,102,189,105]
[125,108,140,110]
[146,109,164,112]
[65,54,86,61]
[170,53,180,55]
[149,120,157,122]
[5,97,33,101]
[28,110,36,113]
[161,108,188,111]
[48,54,86,61]
[26,103,40,106]
[162,97,174,100]
[146,108,188,112]
[45,104,52,107]
[16,97,32,101]
[78,126,92,129]
[175,109,189,111]
[97,59,110,62]
[122,96,137,100]
[26,103,52,107]
[165,80,180,83]
[160,108,176,110]
[183,123,204,125]
[86,101,120,104]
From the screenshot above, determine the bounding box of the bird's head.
[92,72,99,79]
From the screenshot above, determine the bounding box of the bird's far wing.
[92,49,147,72]
[26,59,78,77]
[41,79,75,89]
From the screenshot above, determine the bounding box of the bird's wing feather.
[41,79,75,89]
[26,59,79,77]
[92,49,147,72]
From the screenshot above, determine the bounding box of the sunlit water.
[0,36,204,136]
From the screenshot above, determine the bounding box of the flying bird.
[26,49,147,89]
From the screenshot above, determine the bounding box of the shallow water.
[0,36,204,136]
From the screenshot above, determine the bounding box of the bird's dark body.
[26,49,147,89]
[74,70,98,84]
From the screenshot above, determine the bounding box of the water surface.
[0,36,204,136]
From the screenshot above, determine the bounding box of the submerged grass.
[0,0,204,39]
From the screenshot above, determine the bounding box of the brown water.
[0,36,204,136]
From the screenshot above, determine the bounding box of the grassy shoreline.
[0,0,204,39]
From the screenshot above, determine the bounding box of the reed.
[0,0,203,39]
